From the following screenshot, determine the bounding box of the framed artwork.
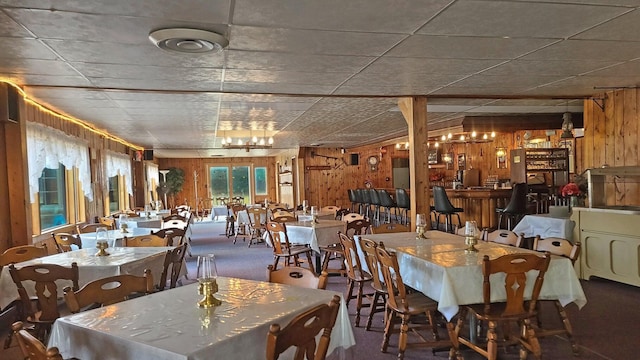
[558,139,575,173]
[457,153,466,170]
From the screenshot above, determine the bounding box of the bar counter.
[430,188,512,229]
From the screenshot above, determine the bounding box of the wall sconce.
[496,147,507,169]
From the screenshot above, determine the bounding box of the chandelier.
[221,134,273,152]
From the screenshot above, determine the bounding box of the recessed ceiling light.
[149,28,228,54]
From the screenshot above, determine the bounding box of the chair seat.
[351,268,373,282]
[466,302,538,322]
[388,292,439,315]
[279,245,312,257]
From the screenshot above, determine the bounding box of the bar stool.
[496,182,528,230]
[369,188,381,225]
[433,186,463,233]
[354,189,365,215]
[361,188,372,219]
[347,189,358,213]
[395,188,410,225]
[377,189,397,224]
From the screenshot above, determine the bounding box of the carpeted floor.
[3,218,637,359]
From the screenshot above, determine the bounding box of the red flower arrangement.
[561,182,582,197]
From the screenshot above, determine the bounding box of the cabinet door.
[581,230,640,287]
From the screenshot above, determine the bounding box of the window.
[108,176,120,213]
[38,165,67,229]
[210,167,230,199]
[232,166,251,204]
[254,167,267,195]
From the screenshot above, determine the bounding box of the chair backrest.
[481,252,550,316]
[51,233,82,252]
[230,204,246,217]
[345,219,370,238]
[533,236,581,264]
[151,227,186,247]
[174,205,191,217]
[371,223,410,234]
[503,182,528,214]
[369,188,381,205]
[361,188,372,204]
[266,221,292,255]
[433,186,456,213]
[12,321,63,360]
[347,189,357,203]
[338,232,365,281]
[157,243,188,291]
[247,207,268,227]
[484,229,523,247]
[0,244,48,267]
[75,223,103,234]
[395,188,410,209]
[359,238,385,293]
[267,265,328,290]
[162,214,189,230]
[162,213,188,222]
[98,216,116,229]
[341,212,364,223]
[335,208,350,221]
[63,269,154,313]
[124,234,168,247]
[321,205,340,213]
[9,263,79,322]
[266,295,341,360]
[377,189,396,208]
[375,242,411,312]
[272,213,298,223]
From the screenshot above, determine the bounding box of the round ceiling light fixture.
[149,28,229,54]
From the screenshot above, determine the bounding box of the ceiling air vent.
[149,28,228,54]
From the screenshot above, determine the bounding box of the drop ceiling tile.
[0,11,33,37]
[226,50,372,72]
[0,58,80,76]
[71,63,223,82]
[480,59,623,77]
[0,37,58,60]
[574,8,640,41]
[449,74,573,89]
[230,25,404,56]
[233,0,451,33]
[224,69,349,86]
[89,77,223,91]
[25,87,112,100]
[418,1,629,38]
[343,72,466,88]
[106,92,222,102]
[0,74,91,87]
[392,35,558,60]
[222,81,336,95]
[522,39,640,61]
[43,39,226,67]
[364,57,504,75]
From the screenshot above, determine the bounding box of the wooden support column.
[398,97,430,231]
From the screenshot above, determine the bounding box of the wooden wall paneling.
[612,90,625,204]
[623,89,639,203]
[0,85,11,250]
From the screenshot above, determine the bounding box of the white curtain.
[105,151,133,196]
[26,122,92,203]
[146,162,159,195]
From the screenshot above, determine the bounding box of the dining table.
[0,246,174,309]
[116,215,164,229]
[512,214,576,241]
[78,227,160,248]
[48,277,356,360]
[354,230,587,322]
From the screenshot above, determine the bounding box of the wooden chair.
[345,219,371,238]
[75,223,104,234]
[358,237,388,331]
[448,252,551,360]
[267,265,328,290]
[11,321,63,360]
[271,214,297,223]
[483,229,523,247]
[151,227,186,247]
[51,233,82,253]
[375,242,451,358]
[321,205,340,214]
[123,234,168,247]
[0,244,48,266]
[371,223,410,234]
[335,208,350,221]
[229,204,248,243]
[338,232,372,328]
[98,216,116,230]
[532,235,581,355]
[266,295,341,360]
[9,262,79,342]
[63,269,154,313]
[162,214,189,230]
[157,243,188,291]
[265,222,314,273]
[341,212,364,223]
[320,219,370,277]
[247,207,268,247]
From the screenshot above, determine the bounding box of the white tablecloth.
[212,206,230,220]
[79,227,159,248]
[116,216,163,229]
[512,214,576,241]
[355,231,587,321]
[265,220,345,253]
[48,278,356,360]
[0,247,172,309]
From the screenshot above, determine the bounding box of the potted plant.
[157,167,185,208]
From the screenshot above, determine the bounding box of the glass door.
[210,167,230,201]
[232,166,251,204]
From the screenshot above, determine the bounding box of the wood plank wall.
[582,92,640,205]
[156,157,277,208]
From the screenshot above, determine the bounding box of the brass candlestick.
[96,240,110,256]
[465,235,479,252]
[198,279,222,308]
[416,225,428,239]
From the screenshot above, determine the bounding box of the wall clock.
[367,156,379,171]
